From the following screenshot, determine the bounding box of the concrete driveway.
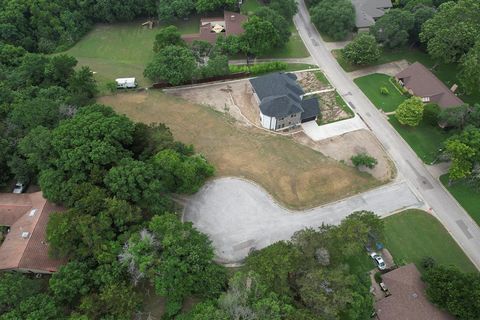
[302,115,366,141]
[184,178,424,264]
[347,60,410,79]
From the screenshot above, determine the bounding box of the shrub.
[229,61,288,75]
[395,96,424,126]
[380,86,389,95]
[423,103,441,126]
[342,33,381,65]
[351,153,378,169]
[421,256,437,270]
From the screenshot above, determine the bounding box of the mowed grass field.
[354,73,407,112]
[388,116,452,164]
[440,174,480,226]
[99,91,382,209]
[384,209,477,274]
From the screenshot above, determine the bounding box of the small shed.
[115,78,138,89]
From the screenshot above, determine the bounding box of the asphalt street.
[294,0,480,269]
[184,178,424,263]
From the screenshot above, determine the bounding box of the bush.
[229,61,288,75]
[351,153,378,169]
[380,87,389,95]
[342,33,381,65]
[423,103,441,126]
[395,96,424,126]
[421,256,437,270]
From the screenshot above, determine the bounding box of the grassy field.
[99,91,382,209]
[384,209,477,274]
[335,46,479,105]
[440,175,480,226]
[354,74,407,112]
[388,116,451,164]
[261,25,310,59]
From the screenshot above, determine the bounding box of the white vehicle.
[115,77,137,89]
[370,252,386,270]
[13,182,27,194]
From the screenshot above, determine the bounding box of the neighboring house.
[395,62,464,109]
[249,73,320,131]
[0,192,65,274]
[182,11,248,44]
[352,0,392,30]
[375,264,454,320]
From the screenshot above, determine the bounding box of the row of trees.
[181,211,385,319]
[144,0,297,85]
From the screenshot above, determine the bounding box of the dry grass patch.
[99,91,382,209]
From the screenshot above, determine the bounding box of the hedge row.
[229,61,288,76]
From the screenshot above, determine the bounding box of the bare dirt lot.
[295,129,396,181]
[99,91,384,209]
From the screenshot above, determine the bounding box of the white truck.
[115,77,138,89]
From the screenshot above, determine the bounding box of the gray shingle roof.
[250,73,319,119]
[352,0,392,28]
[301,98,320,120]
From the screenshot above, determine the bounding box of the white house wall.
[260,113,276,130]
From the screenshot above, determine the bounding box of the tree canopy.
[395,97,424,126]
[371,9,415,48]
[310,0,355,41]
[144,45,197,85]
[342,33,381,65]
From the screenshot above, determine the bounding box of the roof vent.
[21,231,30,239]
[231,15,235,20]
[29,209,37,217]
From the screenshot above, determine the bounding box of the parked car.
[12,182,27,194]
[370,252,386,270]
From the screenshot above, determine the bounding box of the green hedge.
[229,61,288,76]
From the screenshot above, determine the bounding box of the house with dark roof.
[249,73,320,131]
[395,62,464,109]
[375,264,454,320]
[352,0,392,30]
[0,192,65,274]
[182,11,248,44]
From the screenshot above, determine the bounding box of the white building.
[115,77,138,89]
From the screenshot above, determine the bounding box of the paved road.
[294,0,480,270]
[184,178,424,263]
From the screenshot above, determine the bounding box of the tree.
[104,158,171,213]
[44,54,78,87]
[310,0,355,41]
[245,241,301,298]
[214,35,242,56]
[254,7,291,48]
[240,16,280,56]
[423,266,480,320]
[177,301,229,320]
[371,9,415,48]
[420,0,480,63]
[423,103,441,126]
[395,96,424,126]
[67,66,98,107]
[351,153,378,169]
[296,266,356,319]
[153,26,185,52]
[199,54,230,78]
[0,294,61,320]
[445,126,480,181]
[342,33,381,65]
[195,0,236,13]
[410,6,435,43]
[458,41,480,95]
[144,45,197,85]
[157,0,196,21]
[269,0,298,21]
[49,261,92,303]
[0,273,43,314]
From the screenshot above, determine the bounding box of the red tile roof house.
[375,264,454,320]
[182,11,248,44]
[395,62,464,109]
[0,192,65,274]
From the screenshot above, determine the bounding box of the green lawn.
[240,0,263,15]
[261,25,310,59]
[388,116,452,164]
[354,73,407,112]
[384,209,477,274]
[440,175,480,226]
[335,46,479,105]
